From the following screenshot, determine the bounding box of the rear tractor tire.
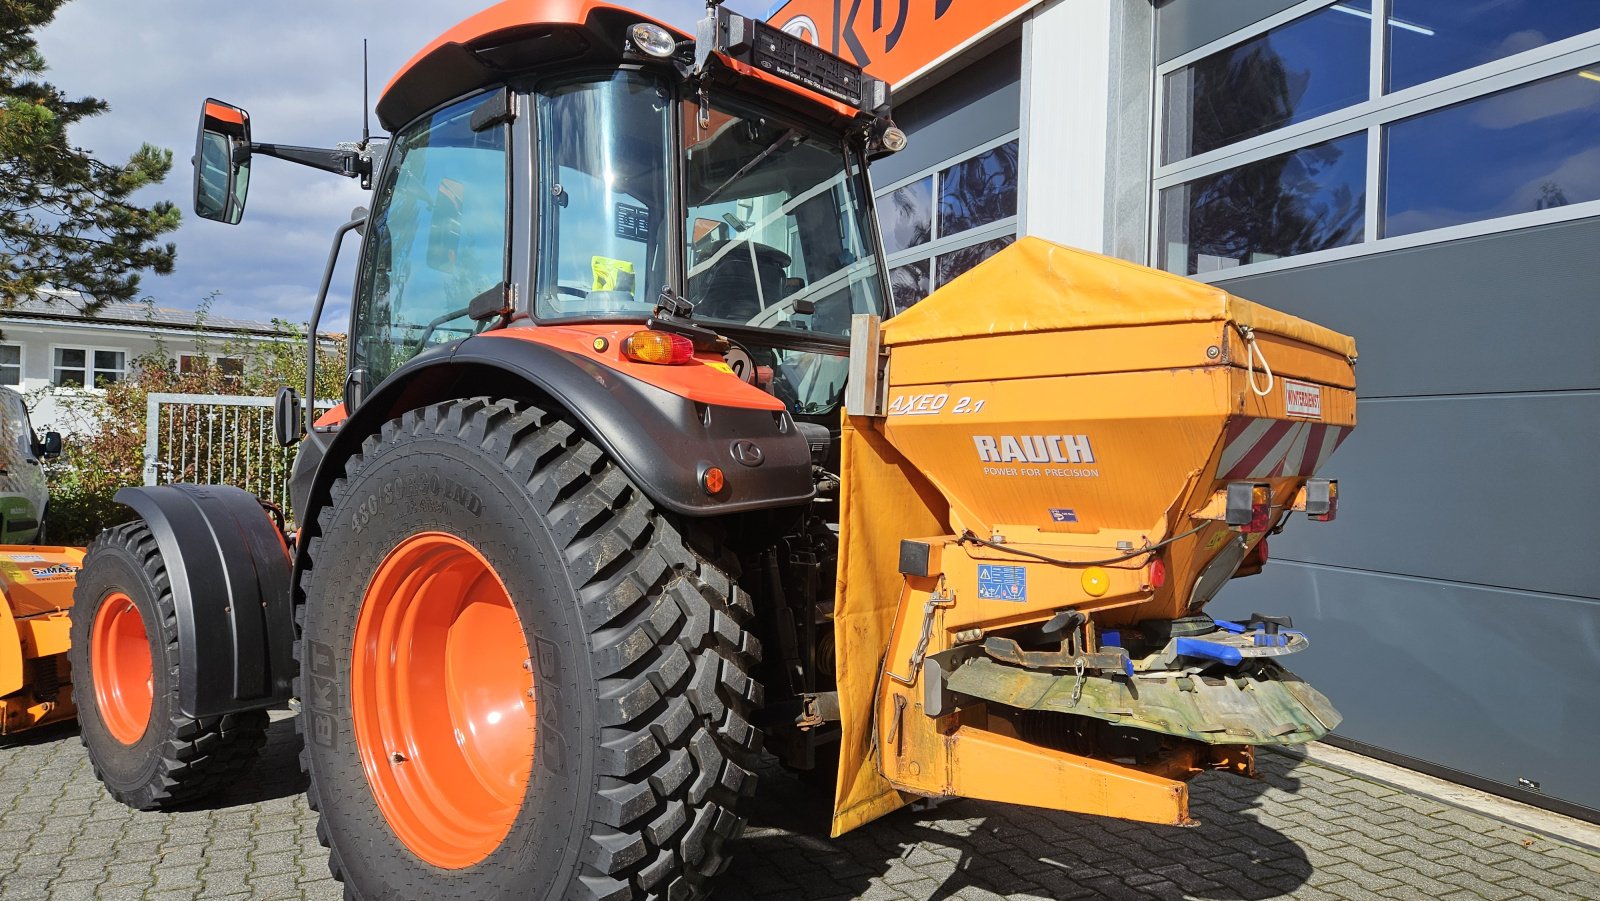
[69,521,270,809]
[297,397,763,900]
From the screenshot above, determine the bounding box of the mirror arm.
[249,142,370,179]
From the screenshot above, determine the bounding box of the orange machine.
[0,547,82,735]
[832,237,1354,834]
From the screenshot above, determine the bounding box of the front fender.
[113,485,294,717]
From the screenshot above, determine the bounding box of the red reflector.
[1149,558,1167,589]
[1247,484,1272,533]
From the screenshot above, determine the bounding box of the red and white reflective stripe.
[1217,418,1350,479]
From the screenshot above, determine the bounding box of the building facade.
[769,0,1600,819]
[0,294,294,434]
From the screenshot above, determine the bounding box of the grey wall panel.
[1106,0,1157,263]
[1210,562,1600,813]
[1263,391,1600,600]
[1217,218,1600,398]
[1156,0,1303,63]
[870,41,1021,187]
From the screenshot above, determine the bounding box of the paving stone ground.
[2,712,1596,900]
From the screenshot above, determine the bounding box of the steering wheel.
[554,285,588,298]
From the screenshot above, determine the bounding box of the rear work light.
[1226,482,1273,533]
[622,330,695,365]
[1297,479,1339,522]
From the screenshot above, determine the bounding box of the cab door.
[345,89,511,411]
[0,389,46,544]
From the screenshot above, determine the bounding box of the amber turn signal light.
[1304,479,1338,522]
[1226,482,1273,533]
[622,330,695,365]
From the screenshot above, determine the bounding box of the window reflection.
[938,141,1018,237]
[1161,133,1366,275]
[936,235,1015,286]
[1388,1,1600,93]
[889,260,929,313]
[882,176,933,255]
[1164,3,1369,163]
[1385,69,1600,238]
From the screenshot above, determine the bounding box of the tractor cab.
[193,0,903,428]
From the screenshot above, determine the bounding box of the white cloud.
[35,0,707,324]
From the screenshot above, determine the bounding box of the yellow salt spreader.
[829,237,1355,834]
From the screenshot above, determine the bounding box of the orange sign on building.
[765,0,1043,87]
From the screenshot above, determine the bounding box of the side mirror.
[40,431,62,459]
[273,385,302,447]
[193,98,252,224]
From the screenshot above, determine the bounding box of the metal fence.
[143,392,333,519]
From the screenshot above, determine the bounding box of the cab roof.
[377,0,689,132]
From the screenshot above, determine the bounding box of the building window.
[179,354,246,384]
[937,142,1019,237]
[53,347,126,388]
[881,176,933,255]
[1387,1,1600,93]
[1383,68,1600,237]
[1155,1,1600,278]
[93,350,126,386]
[1162,2,1370,164]
[888,261,929,314]
[875,135,1020,312]
[52,348,85,387]
[0,345,19,386]
[1161,133,1366,274]
[936,236,1017,286]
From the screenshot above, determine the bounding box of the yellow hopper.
[832,237,1356,834]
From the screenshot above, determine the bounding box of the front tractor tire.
[297,398,762,900]
[69,522,270,809]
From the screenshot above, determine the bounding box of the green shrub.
[40,318,346,545]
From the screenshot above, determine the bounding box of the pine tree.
[0,0,179,310]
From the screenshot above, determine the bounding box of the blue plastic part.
[1124,657,1135,677]
[1175,637,1243,666]
[1101,630,1122,647]
[1212,619,1246,634]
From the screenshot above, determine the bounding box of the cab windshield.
[535,75,885,338]
[682,95,884,338]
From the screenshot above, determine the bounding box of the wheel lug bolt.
[521,658,532,672]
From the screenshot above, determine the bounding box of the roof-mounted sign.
[765,0,1043,87]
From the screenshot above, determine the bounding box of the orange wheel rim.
[90,591,153,745]
[352,532,535,869]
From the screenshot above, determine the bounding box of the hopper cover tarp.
[881,237,1356,359]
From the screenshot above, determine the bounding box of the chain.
[1068,657,1087,708]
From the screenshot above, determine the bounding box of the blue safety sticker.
[977,564,1027,601]
[1048,508,1078,523]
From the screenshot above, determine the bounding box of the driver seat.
[692,240,790,322]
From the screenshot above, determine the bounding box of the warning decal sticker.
[977,564,1027,602]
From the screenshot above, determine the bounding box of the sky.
[34,0,713,327]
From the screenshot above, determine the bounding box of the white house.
[0,291,296,434]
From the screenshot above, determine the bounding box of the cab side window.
[351,93,508,388]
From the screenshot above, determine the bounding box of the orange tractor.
[68,1,1356,898]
